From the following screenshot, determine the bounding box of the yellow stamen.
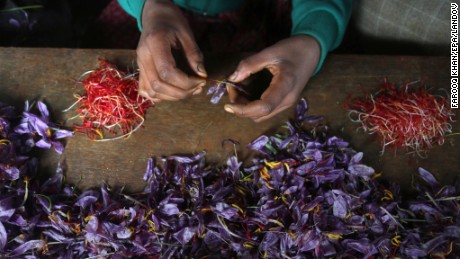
[260,167,271,181]
[391,235,401,246]
[231,204,244,215]
[148,220,156,232]
[243,242,254,248]
[325,233,343,240]
[264,161,281,169]
[381,189,394,201]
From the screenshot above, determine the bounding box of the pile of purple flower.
[0,99,459,258]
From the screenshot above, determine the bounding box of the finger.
[152,92,181,101]
[138,66,157,100]
[138,55,201,100]
[224,100,274,120]
[224,73,296,119]
[228,52,272,83]
[148,36,203,90]
[179,33,207,78]
[226,84,250,104]
[252,100,293,122]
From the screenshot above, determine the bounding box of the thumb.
[228,53,271,83]
[226,83,250,104]
[180,33,207,78]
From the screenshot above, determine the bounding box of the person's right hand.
[137,0,207,102]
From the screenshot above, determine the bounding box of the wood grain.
[0,47,457,192]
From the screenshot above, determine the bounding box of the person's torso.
[173,0,244,16]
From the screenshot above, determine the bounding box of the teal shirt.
[118,0,352,74]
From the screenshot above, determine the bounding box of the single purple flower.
[207,81,227,104]
[14,101,73,154]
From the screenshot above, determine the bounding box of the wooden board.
[0,47,458,192]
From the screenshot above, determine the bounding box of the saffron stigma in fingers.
[346,78,455,157]
[65,59,153,141]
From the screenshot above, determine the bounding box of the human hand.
[137,0,207,102]
[225,35,320,122]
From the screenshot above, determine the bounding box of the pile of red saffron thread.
[346,79,455,156]
[66,59,153,141]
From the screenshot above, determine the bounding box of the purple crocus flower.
[14,101,73,154]
[207,80,249,104]
[207,81,227,104]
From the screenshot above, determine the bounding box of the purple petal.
[302,149,323,161]
[52,141,64,154]
[203,231,222,249]
[348,215,364,225]
[143,158,154,181]
[9,18,21,28]
[247,135,269,151]
[54,129,73,139]
[333,195,347,219]
[227,156,243,181]
[37,101,49,120]
[85,216,99,233]
[160,203,180,216]
[173,227,196,245]
[7,214,27,227]
[207,84,217,95]
[13,122,32,134]
[423,235,446,254]
[321,240,336,257]
[299,230,319,251]
[116,228,133,239]
[261,232,279,250]
[295,98,308,121]
[43,230,71,243]
[303,196,324,211]
[444,226,460,237]
[327,136,349,148]
[347,164,375,178]
[212,202,240,220]
[35,139,52,149]
[0,164,20,180]
[296,161,316,176]
[304,115,323,124]
[210,88,226,104]
[0,209,15,221]
[409,203,441,217]
[350,152,363,164]
[402,247,426,257]
[22,113,49,137]
[418,167,439,188]
[10,240,45,256]
[0,222,6,251]
[346,238,378,255]
[169,151,206,163]
[75,195,98,209]
[208,82,227,104]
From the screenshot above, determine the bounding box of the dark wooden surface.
[0,47,458,192]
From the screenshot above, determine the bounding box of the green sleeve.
[118,0,146,30]
[291,0,352,74]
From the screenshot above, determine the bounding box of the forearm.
[291,0,352,74]
[118,0,146,30]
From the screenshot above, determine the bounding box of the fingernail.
[229,71,238,81]
[198,81,206,88]
[193,87,202,95]
[224,105,234,114]
[197,63,206,75]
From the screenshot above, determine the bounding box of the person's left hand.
[224,35,320,122]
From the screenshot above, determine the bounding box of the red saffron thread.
[66,59,153,141]
[346,78,455,157]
